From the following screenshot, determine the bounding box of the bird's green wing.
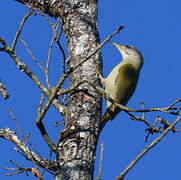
[115,63,139,105]
[103,63,140,121]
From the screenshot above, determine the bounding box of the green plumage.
[116,63,139,105]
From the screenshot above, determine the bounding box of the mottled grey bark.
[15,0,102,179]
[56,1,102,179]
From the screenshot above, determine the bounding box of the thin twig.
[113,102,179,114]
[4,159,25,176]
[38,95,45,114]
[11,11,33,52]
[167,97,181,109]
[0,37,8,50]
[96,142,104,180]
[57,23,64,42]
[176,105,181,114]
[46,18,61,89]
[125,111,153,129]
[8,108,42,172]
[4,159,44,180]
[101,95,181,117]
[55,24,66,74]
[38,12,54,29]
[56,40,66,75]
[14,147,30,159]
[24,132,30,146]
[20,37,45,71]
[8,108,28,141]
[116,115,181,180]
[141,102,145,119]
[58,79,91,95]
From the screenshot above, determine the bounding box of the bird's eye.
[125,45,132,49]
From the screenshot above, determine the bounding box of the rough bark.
[15,0,102,179]
[56,1,102,179]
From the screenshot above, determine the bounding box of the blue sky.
[1,0,181,179]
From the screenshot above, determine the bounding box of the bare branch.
[141,102,145,119]
[55,24,66,74]
[12,11,33,52]
[8,108,44,178]
[0,79,9,99]
[38,12,54,28]
[38,95,45,114]
[4,159,44,180]
[56,23,64,42]
[8,108,42,159]
[4,159,25,176]
[96,142,104,180]
[167,97,181,109]
[0,127,56,171]
[113,100,181,115]
[0,37,8,51]
[0,37,65,115]
[36,73,67,152]
[39,14,66,84]
[45,19,61,89]
[125,111,153,129]
[116,115,181,180]
[20,37,45,71]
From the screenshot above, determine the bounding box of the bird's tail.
[102,106,114,122]
[99,106,113,131]
[99,105,121,131]
[102,104,121,123]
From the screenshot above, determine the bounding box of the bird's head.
[111,42,143,69]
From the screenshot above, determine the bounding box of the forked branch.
[116,115,181,180]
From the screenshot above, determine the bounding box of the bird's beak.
[110,41,124,54]
[110,41,119,47]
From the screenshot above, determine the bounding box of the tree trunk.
[55,1,102,179]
